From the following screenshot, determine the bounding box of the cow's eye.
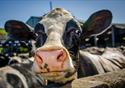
[75,30,81,36]
[67,27,81,37]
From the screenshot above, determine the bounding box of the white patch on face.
[41,8,73,35]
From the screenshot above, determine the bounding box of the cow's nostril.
[35,54,43,64]
[57,50,66,62]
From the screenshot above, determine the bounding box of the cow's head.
[32,8,112,83]
[4,8,112,84]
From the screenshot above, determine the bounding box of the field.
[0,48,3,53]
[0,28,7,35]
[0,28,7,40]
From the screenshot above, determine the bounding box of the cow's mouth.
[40,71,66,78]
[37,69,77,84]
[40,70,75,77]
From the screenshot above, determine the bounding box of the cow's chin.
[40,71,77,84]
[32,62,77,84]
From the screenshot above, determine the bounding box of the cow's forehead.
[40,8,74,34]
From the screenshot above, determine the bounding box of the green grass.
[0,28,7,35]
[0,47,29,54]
[0,28,7,40]
[0,48,3,53]
[19,47,29,53]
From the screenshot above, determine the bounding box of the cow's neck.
[77,52,99,78]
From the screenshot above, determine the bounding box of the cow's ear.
[4,20,36,40]
[80,9,112,39]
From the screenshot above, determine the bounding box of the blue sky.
[0,0,125,28]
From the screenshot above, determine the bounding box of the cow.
[0,8,125,88]
[32,8,115,84]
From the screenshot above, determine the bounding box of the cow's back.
[78,47,125,78]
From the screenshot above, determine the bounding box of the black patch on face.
[64,20,81,52]
[63,19,81,70]
[63,19,81,54]
[6,73,24,88]
[34,23,47,48]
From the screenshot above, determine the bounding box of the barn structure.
[81,23,125,48]
[26,16,42,28]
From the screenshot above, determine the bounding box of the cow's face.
[5,8,112,84]
[32,8,112,83]
[33,8,80,83]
